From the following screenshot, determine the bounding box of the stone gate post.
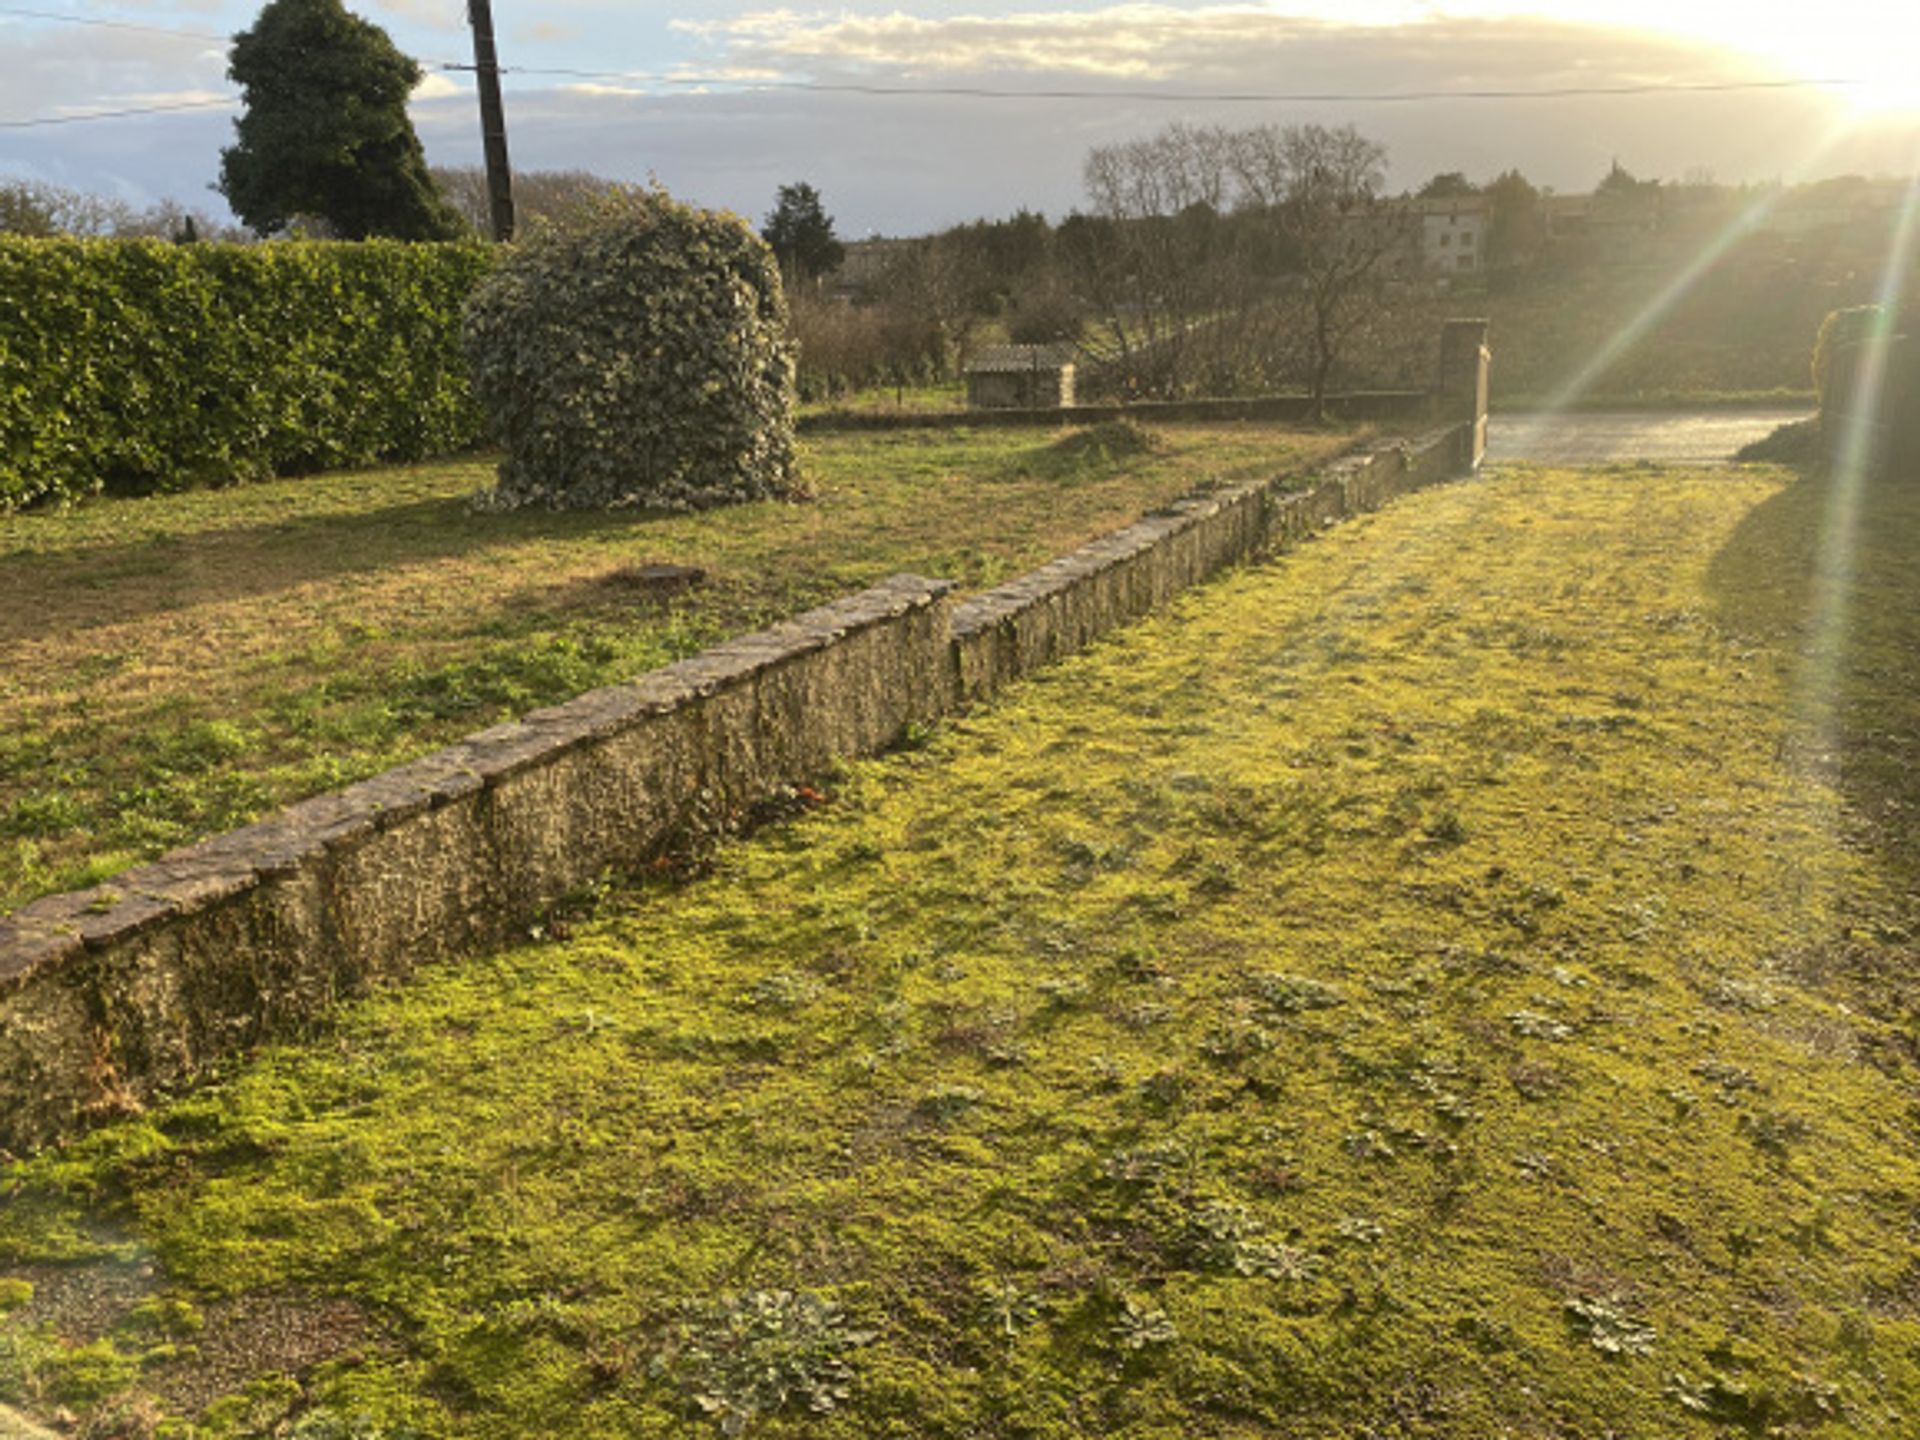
[1438,318,1491,469]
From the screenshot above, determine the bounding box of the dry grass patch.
[0,421,1352,912]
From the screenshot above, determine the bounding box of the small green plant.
[975,1281,1045,1338]
[745,971,822,1010]
[1035,976,1090,1007]
[1564,1295,1656,1357]
[288,1411,416,1440]
[1104,1142,1189,1187]
[1249,972,1344,1015]
[1186,1202,1323,1281]
[1739,1108,1809,1158]
[652,1290,875,1435]
[1506,1010,1572,1040]
[1110,1296,1177,1351]
[915,1084,985,1122]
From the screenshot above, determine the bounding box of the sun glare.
[1436,3,1920,116]
[1744,24,1920,117]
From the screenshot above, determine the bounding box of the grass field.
[3,459,1917,1437]
[0,421,1352,916]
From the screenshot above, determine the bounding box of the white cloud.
[365,0,464,34]
[667,5,1762,86]
[560,81,651,98]
[412,72,463,99]
[0,25,230,120]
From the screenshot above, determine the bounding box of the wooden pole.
[466,0,515,241]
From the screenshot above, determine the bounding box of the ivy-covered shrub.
[461,188,798,510]
[0,237,493,510]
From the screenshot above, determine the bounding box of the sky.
[3,0,1919,235]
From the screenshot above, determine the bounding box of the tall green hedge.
[0,237,494,510]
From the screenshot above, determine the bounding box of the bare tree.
[1068,121,1408,407]
[1078,122,1250,397]
[873,235,984,366]
[0,180,240,241]
[1228,123,1410,415]
[429,167,639,234]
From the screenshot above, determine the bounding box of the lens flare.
[1797,156,1920,784]
[1496,110,1875,458]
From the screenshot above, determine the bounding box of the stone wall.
[800,389,1434,435]
[0,411,1484,1155]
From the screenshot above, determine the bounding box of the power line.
[0,5,227,42]
[0,5,465,65]
[0,63,1863,130]
[0,98,235,129]
[462,64,1858,105]
[0,5,1864,107]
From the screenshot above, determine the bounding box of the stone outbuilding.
[964,344,1077,410]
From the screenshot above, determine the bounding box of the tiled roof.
[964,344,1078,373]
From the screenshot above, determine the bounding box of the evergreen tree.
[762,182,845,280]
[219,0,465,240]
[1417,171,1476,199]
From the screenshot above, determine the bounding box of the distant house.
[1408,195,1491,274]
[964,344,1077,409]
[1362,196,1491,275]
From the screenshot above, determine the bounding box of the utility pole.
[466,0,515,241]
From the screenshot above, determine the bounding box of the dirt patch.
[8,1258,158,1347]
[148,1293,374,1415]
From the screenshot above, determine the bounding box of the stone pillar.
[1437,318,1491,469]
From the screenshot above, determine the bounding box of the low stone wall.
[952,426,1465,702]
[0,421,1477,1155]
[799,389,1434,435]
[0,580,957,1152]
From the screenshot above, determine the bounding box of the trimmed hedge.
[0,237,494,510]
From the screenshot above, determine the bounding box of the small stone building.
[964,344,1077,410]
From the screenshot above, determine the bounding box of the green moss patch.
[3,464,1917,1437]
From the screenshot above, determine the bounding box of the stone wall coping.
[0,573,954,1002]
[950,430,1451,641]
[799,390,1433,434]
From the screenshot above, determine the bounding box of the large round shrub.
[462,188,798,510]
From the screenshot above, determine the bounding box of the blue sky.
[4,1,1917,234]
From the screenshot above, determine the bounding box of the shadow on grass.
[1707,464,1920,882]
[1706,462,1920,1041]
[0,491,765,641]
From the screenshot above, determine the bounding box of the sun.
[1629,2,1920,117]
[1738,21,1920,117]
[1438,2,1920,117]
